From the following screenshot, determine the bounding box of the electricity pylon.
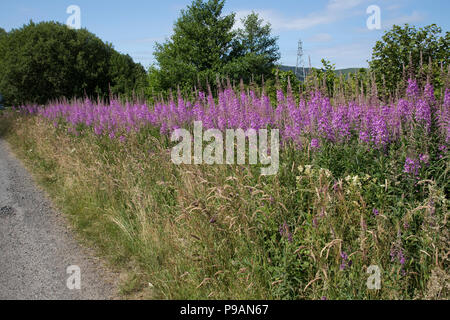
[295,39,305,81]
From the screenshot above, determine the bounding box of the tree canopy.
[152,0,235,91]
[150,0,280,91]
[370,24,449,94]
[225,12,280,82]
[109,51,147,98]
[0,21,146,106]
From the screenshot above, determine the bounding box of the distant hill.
[334,68,362,77]
[277,65,363,81]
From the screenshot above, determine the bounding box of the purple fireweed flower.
[414,99,431,131]
[444,88,450,108]
[276,90,285,103]
[371,115,389,148]
[390,245,406,266]
[404,157,421,176]
[93,125,102,136]
[397,99,412,119]
[310,138,320,149]
[373,208,379,216]
[359,130,370,144]
[424,82,435,104]
[406,78,419,98]
[160,122,168,135]
[279,221,293,243]
[419,154,429,165]
[339,252,352,270]
[16,80,450,158]
[340,251,349,269]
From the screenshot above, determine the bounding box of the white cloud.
[386,4,402,11]
[312,42,372,68]
[234,0,367,31]
[384,10,425,27]
[233,9,276,30]
[327,0,363,11]
[308,33,333,43]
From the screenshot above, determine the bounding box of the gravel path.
[0,138,117,300]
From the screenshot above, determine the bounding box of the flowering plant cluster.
[6,76,449,300]
[16,79,449,152]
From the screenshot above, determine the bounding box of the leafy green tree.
[370,24,449,94]
[153,0,235,90]
[109,51,147,98]
[307,59,337,96]
[232,12,279,61]
[151,1,281,91]
[0,21,145,106]
[0,21,111,105]
[346,68,370,97]
[0,28,6,102]
[225,12,280,82]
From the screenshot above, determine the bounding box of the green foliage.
[152,0,235,91]
[276,68,300,89]
[263,68,300,103]
[3,107,448,299]
[0,21,110,105]
[308,59,337,96]
[0,21,146,106]
[109,51,147,99]
[151,1,280,91]
[225,12,280,82]
[231,12,280,63]
[370,24,449,95]
[264,114,448,299]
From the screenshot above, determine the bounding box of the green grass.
[0,114,448,300]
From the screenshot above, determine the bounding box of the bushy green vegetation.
[1,69,448,299]
[370,24,449,97]
[0,0,448,301]
[149,0,280,93]
[0,21,146,106]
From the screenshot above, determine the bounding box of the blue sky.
[1,0,448,69]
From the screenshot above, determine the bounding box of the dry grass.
[1,113,448,300]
